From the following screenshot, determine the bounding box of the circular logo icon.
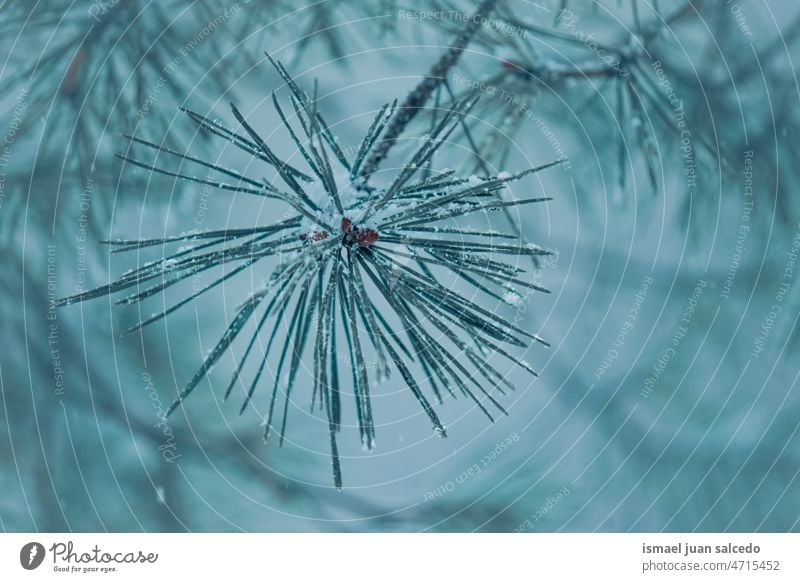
[20,542,45,570]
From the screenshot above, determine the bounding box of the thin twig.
[359,0,499,179]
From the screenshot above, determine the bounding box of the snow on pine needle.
[57,56,561,488]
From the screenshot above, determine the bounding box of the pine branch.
[58,57,559,488]
[358,0,499,179]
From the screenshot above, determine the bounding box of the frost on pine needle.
[57,57,561,488]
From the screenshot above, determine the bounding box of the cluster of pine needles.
[58,56,561,487]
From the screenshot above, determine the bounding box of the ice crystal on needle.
[58,57,561,488]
